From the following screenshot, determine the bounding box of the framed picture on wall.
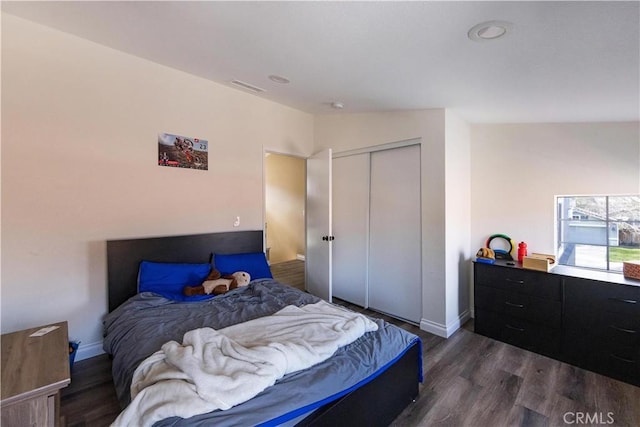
[158,132,208,170]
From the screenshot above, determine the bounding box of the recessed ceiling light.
[468,20,512,42]
[331,102,344,109]
[268,75,290,84]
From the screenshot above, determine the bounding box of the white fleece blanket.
[112,300,378,427]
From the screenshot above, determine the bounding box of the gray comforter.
[103,279,420,426]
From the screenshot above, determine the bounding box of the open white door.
[305,149,332,301]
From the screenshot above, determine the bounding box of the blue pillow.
[213,252,273,280]
[138,261,213,302]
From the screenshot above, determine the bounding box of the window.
[556,195,640,272]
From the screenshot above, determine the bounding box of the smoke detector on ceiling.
[468,20,512,42]
[268,75,290,84]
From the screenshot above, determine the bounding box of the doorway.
[264,152,306,291]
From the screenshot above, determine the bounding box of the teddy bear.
[183,268,251,296]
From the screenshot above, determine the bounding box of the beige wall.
[1,14,314,357]
[470,122,640,257]
[3,13,639,358]
[265,153,305,263]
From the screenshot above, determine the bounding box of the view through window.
[556,195,640,272]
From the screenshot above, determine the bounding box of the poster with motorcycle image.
[158,132,208,170]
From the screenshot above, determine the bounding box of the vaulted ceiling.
[3,1,638,123]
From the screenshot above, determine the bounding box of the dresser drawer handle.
[505,278,524,284]
[505,324,525,332]
[610,353,636,364]
[609,325,637,334]
[505,301,524,308]
[608,297,637,304]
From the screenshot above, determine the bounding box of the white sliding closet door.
[368,144,421,323]
[332,154,369,306]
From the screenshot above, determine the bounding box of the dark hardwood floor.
[388,321,640,427]
[61,353,121,427]
[270,259,306,291]
[62,261,639,426]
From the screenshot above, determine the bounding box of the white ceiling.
[3,1,639,123]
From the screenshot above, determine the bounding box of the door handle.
[505,301,524,308]
[505,324,525,332]
[610,353,636,364]
[609,325,637,334]
[608,297,637,304]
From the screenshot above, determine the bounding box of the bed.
[104,230,422,426]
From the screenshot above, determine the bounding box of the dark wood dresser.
[474,261,639,387]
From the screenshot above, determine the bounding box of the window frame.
[555,194,640,273]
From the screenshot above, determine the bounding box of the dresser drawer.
[474,263,561,301]
[602,332,640,357]
[474,308,502,339]
[565,278,639,314]
[475,285,561,328]
[564,278,639,348]
[499,314,561,357]
[565,303,640,335]
[474,285,505,312]
[597,348,640,385]
[563,331,596,367]
[602,310,640,334]
[565,330,640,386]
[475,309,561,357]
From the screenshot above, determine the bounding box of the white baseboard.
[296,254,305,261]
[75,340,105,361]
[420,309,471,338]
[447,309,471,336]
[420,318,448,338]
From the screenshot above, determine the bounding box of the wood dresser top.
[1,321,71,405]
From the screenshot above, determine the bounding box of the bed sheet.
[103,279,421,427]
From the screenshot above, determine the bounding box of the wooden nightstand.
[1,321,71,427]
